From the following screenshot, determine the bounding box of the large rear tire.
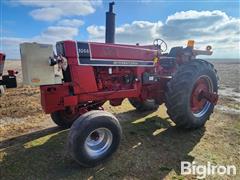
[129,98,159,111]
[165,59,218,129]
[68,110,122,167]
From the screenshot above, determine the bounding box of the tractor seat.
[159,47,183,68]
[167,46,183,57]
[160,46,183,60]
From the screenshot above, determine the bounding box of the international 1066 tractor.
[20,2,219,167]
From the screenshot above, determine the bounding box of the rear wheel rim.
[191,75,213,118]
[84,128,113,158]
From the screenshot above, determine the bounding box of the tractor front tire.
[129,98,159,111]
[165,59,218,129]
[68,110,122,167]
[51,109,80,128]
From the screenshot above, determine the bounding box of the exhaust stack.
[105,2,115,43]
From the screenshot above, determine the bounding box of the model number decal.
[78,48,89,54]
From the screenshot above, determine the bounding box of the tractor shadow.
[0,126,61,149]
[0,110,205,179]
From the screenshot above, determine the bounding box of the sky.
[0,0,240,59]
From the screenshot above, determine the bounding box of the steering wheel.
[153,39,167,52]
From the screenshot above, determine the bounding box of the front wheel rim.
[84,128,113,159]
[190,75,213,118]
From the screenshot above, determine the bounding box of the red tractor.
[20,3,218,167]
[0,53,17,95]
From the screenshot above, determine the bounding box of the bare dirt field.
[0,60,239,180]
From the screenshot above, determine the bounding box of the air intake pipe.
[105,2,115,43]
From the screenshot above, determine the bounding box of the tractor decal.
[76,42,154,67]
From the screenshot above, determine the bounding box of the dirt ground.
[0,61,239,180]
